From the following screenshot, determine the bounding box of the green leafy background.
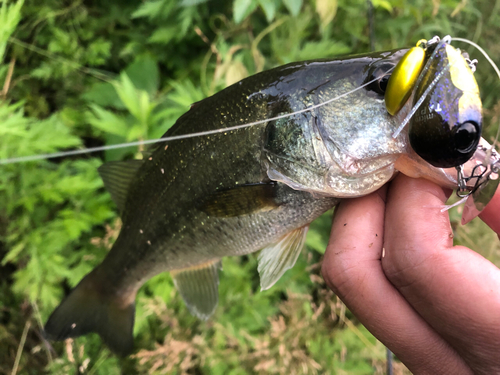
[0,0,499,374]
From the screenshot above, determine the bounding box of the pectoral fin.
[171,260,222,320]
[98,160,143,213]
[258,226,309,291]
[200,183,279,217]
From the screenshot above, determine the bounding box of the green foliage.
[0,0,24,63]
[0,0,499,374]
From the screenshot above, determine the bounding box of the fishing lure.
[387,36,482,168]
[386,35,498,216]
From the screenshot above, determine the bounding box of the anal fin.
[171,260,222,320]
[258,226,309,291]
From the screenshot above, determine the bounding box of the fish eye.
[365,62,394,96]
[378,75,390,93]
[454,121,480,153]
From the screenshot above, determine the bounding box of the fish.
[43,37,497,356]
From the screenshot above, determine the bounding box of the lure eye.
[454,121,479,153]
[409,114,481,168]
[409,118,481,168]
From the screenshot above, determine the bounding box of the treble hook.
[455,163,488,198]
[455,143,500,199]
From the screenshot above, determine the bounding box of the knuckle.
[321,250,366,298]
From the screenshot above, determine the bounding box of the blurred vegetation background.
[0,0,499,374]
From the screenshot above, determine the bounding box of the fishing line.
[0,66,395,165]
[439,195,468,212]
[452,37,500,84]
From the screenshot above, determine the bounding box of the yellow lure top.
[385,40,427,115]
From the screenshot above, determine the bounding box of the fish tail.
[44,267,136,356]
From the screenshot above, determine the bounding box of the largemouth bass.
[44,37,496,356]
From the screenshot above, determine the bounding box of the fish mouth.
[394,136,499,224]
[395,137,498,193]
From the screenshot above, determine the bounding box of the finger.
[479,186,500,235]
[322,186,471,374]
[383,175,500,374]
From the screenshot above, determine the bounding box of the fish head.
[263,48,412,198]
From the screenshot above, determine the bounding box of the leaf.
[113,73,141,120]
[258,0,277,22]
[372,0,393,13]
[2,242,25,264]
[225,60,248,87]
[315,0,337,30]
[131,0,165,19]
[283,0,303,16]
[87,104,129,136]
[233,0,258,24]
[112,72,155,130]
[148,26,178,44]
[82,82,124,109]
[0,0,25,63]
[86,38,112,66]
[125,56,160,95]
[180,0,209,6]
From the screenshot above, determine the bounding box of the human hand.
[321,174,500,374]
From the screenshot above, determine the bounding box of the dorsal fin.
[98,160,143,213]
[258,226,309,291]
[171,260,222,320]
